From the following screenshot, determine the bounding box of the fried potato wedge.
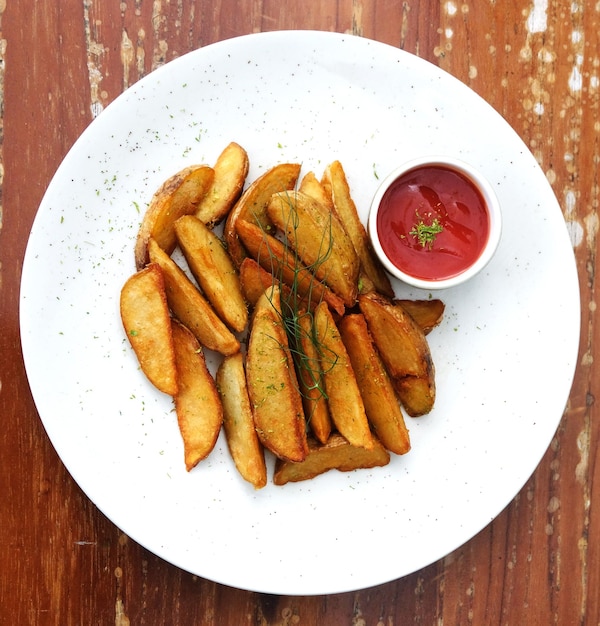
[236,219,346,316]
[171,320,223,471]
[298,170,334,211]
[195,142,249,227]
[397,299,445,335]
[338,314,410,455]
[246,287,309,462]
[314,301,374,450]
[267,190,360,307]
[120,263,178,396]
[358,292,436,417]
[273,433,390,486]
[147,238,240,355]
[216,353,267,489]
[238,257,279,308]
[134,165,215,269]
[175,214,248,332]
[322,161,394,298]
[297,313,332,444]
[238,256,302,312]
[224,162,301,266]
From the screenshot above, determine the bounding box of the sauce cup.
[368,156,502,290]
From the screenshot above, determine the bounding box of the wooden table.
[2,1,595,623]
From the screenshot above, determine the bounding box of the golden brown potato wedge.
[147,238,240,355]
[267,190,360,307]
[238,256,304,313]
[195,142,249,227]
[273,433,390,486]
[397,299,445,335]
[238,257,278,308]
[322,161,394,298]
[358,292,436,417]
[171,320,223,471]
[120,264,178,396]
[338,314,410,455]
[245,286,309,462]
[224,162,301,266]
[296,313,332,444]
[134,165,215,269]
[298,170,334,211]
[216,353,267,489]
[175,214,248,333]
[235,219,346,317]
[314,301,374,450]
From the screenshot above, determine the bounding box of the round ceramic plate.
[20,31,580,595]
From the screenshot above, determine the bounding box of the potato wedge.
[175,214,248,332]
[134,165,215,269]
[358,292,436,416]
[298,170,334,211]
[147,238,240,355]
[314,301,374,450]
[195,142,249,227]
[338,314,410,455]
[267,190,360,307]
[296,313,332,444]
[216,353,267,489]
[171,320,223,471]
[238,256,299,312]
[224,162,301,266]
[397,299,445,335]
[236,219,346,316]
[322,160,394,297]
[238,257,279,308]
[245,286,308,462]
[120,263,178,396]
[273,433,390,486]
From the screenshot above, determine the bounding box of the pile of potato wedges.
[120,142,444,488]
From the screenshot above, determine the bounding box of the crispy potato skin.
[171,320,223,471]
[120,263,178,396]
[339,314,410,455]
[314,301,374,450]
[224,162,301,266]
[267,190,360,307]
[175,215,248,333]
[273,434,390,486]
[147,238,240,355]
[235,219,346,316]
[134,165,215,269]
[238,257,278,308]
[195,142,249,227]
[297,314,332,444]
[245,287,309,462]
[217,353,267,489]
[358,292,436,416]
[298,171,335,210]
[397,299,445,335]
[322,161,394,298]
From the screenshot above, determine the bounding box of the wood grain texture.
[1,1,597,624]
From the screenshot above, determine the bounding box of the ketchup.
[376,165,490,281]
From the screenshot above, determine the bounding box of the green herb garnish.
[254,194,338,422]
[410,216,443,249]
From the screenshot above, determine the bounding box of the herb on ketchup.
[410,214,444,249]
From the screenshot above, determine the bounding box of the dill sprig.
[410,214,444,249]
[253,192,338,416]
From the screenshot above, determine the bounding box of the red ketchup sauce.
[376,165,490,281]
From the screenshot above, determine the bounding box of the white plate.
[20,31,580,595]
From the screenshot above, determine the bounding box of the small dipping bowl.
[368,156,502,290]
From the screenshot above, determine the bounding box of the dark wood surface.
[2,1,596,624]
